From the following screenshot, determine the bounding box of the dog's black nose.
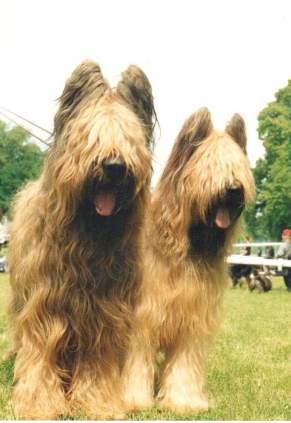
[102,158,127,182]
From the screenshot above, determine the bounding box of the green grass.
[0,274,14,419]
[0,274,290,420]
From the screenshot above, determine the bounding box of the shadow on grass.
[0,354,14,387]
[0,355,15,419]
[128,406,211,421]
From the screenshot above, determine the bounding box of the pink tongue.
[95,192,116,216]
[215,207,231,229]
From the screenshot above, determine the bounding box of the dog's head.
[44,61,156,228]
[154,108,255,258]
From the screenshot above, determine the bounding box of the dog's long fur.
[8,60,156,419]
[122,108,255,413]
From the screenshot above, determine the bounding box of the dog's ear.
[116,65,157,147]
[161,107,213,183]
[225,114,247,153]
[54,60,108,137]
[178,107,213,147]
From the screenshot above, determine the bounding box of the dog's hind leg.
[156,336,209,413]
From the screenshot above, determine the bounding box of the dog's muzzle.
[213,187,245,229]
[102,158,127,184]
[188,187,245,256]
[93,158,135,217]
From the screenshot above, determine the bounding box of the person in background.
[277,228,291,290]
[264,246,274,258]
[241,235,251,256]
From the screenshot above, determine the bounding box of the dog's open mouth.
[189,187,245,256]
[92,158,136,217]
[214,207,231,229]
[80,158,136,218]
[75,173,136,240]
[212,187,245,229]
[92,178,135,217]
[94,190,117,216]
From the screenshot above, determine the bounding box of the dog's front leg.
[12,334,68,419]
[69,353,125,419]
[122,329,156,412]
[157,337,209,413]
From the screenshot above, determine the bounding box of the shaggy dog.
[8,60,156,419]
[230,264,272,292]
[230,246,273,292]
[248,268,272,292]
[230,263,253,287]
[122,108,255,413]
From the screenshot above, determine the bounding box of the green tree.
[245,80,291,240]
[0,121,44,214]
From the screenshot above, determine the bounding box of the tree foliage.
[245,80,291,240]
[0,121,44,214]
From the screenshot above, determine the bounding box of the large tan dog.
[8,60,156,419]
[122,108,255,413]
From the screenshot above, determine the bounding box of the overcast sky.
[1,0,291,184]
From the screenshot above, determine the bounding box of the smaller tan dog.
[122,108,255,413]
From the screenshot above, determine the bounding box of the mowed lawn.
[0,273,290,420]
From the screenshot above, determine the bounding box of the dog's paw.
[123,392,154,412]
[156,394,209,414]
